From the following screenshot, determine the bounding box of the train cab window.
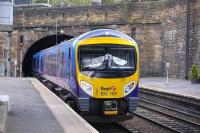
[78,45,136,78]
[110,47,135,70]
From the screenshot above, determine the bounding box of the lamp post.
[6,31,12,77]
[166,63,170,85]
[56,20,58,44]
[2,50,5,76]
[0,0,13,76]
[60,0,64,7]
[20,34,24,77]
[14,60,17,77]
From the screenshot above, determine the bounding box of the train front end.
[76,32,139,122]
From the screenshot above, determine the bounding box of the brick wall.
[161,0,200,78]
[0,0,199,78]
[190,0,200,67]
[161,0,187,78]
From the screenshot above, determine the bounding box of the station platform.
[0,78,98,133]
[140,77,200,100]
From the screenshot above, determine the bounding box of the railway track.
[91,123,137,133]
[135,88,200,133]
[134,106,200,133]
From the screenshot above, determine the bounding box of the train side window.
[61,52,65,78]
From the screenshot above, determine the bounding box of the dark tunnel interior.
[22,34,73,77]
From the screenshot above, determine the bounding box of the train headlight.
[124,81,135,96]
[80,81,93,96]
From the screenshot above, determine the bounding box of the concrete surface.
[0,105,7,133]
[0,95,9,133]
[140,77,200,100]
[31,78,98,133]
[0,78,97,133]
[0,96,10,112]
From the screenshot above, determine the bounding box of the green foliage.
[32,0,48,3]
[190,64,200,80]
[32,0,126,6]
[67,0,90,5]
[130,16,138,23]
[102,0,115,4]
[33,0,91,6]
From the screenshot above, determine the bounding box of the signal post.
[0,0,13,77]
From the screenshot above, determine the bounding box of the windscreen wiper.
[90,58,107,78]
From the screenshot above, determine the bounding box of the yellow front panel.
[76,37,139,99]
[77,72,139,98]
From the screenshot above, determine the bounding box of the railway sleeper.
[139,89,200,106]
[139,91,200,113]
[141,97,200,115]
[139,99,200,123]
[136,107,200,133]
[54,87,63,95]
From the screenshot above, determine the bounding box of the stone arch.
[22,34,73,76]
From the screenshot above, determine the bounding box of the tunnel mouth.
[22,34,73,77]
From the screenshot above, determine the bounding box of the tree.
[101,0,115,4]
[33,0,90,6]
[32,0,49,3]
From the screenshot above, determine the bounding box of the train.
[32,29,139,122]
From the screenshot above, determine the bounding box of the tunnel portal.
[22,34,73,77]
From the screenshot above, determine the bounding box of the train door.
[68,47,71,80]
[39,54,42,74]
[57,48,60,78]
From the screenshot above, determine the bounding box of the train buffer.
[140,77,200,99]
[0,77,98,133]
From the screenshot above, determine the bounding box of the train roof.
[74,29,137,45]
[34,29,137,56]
